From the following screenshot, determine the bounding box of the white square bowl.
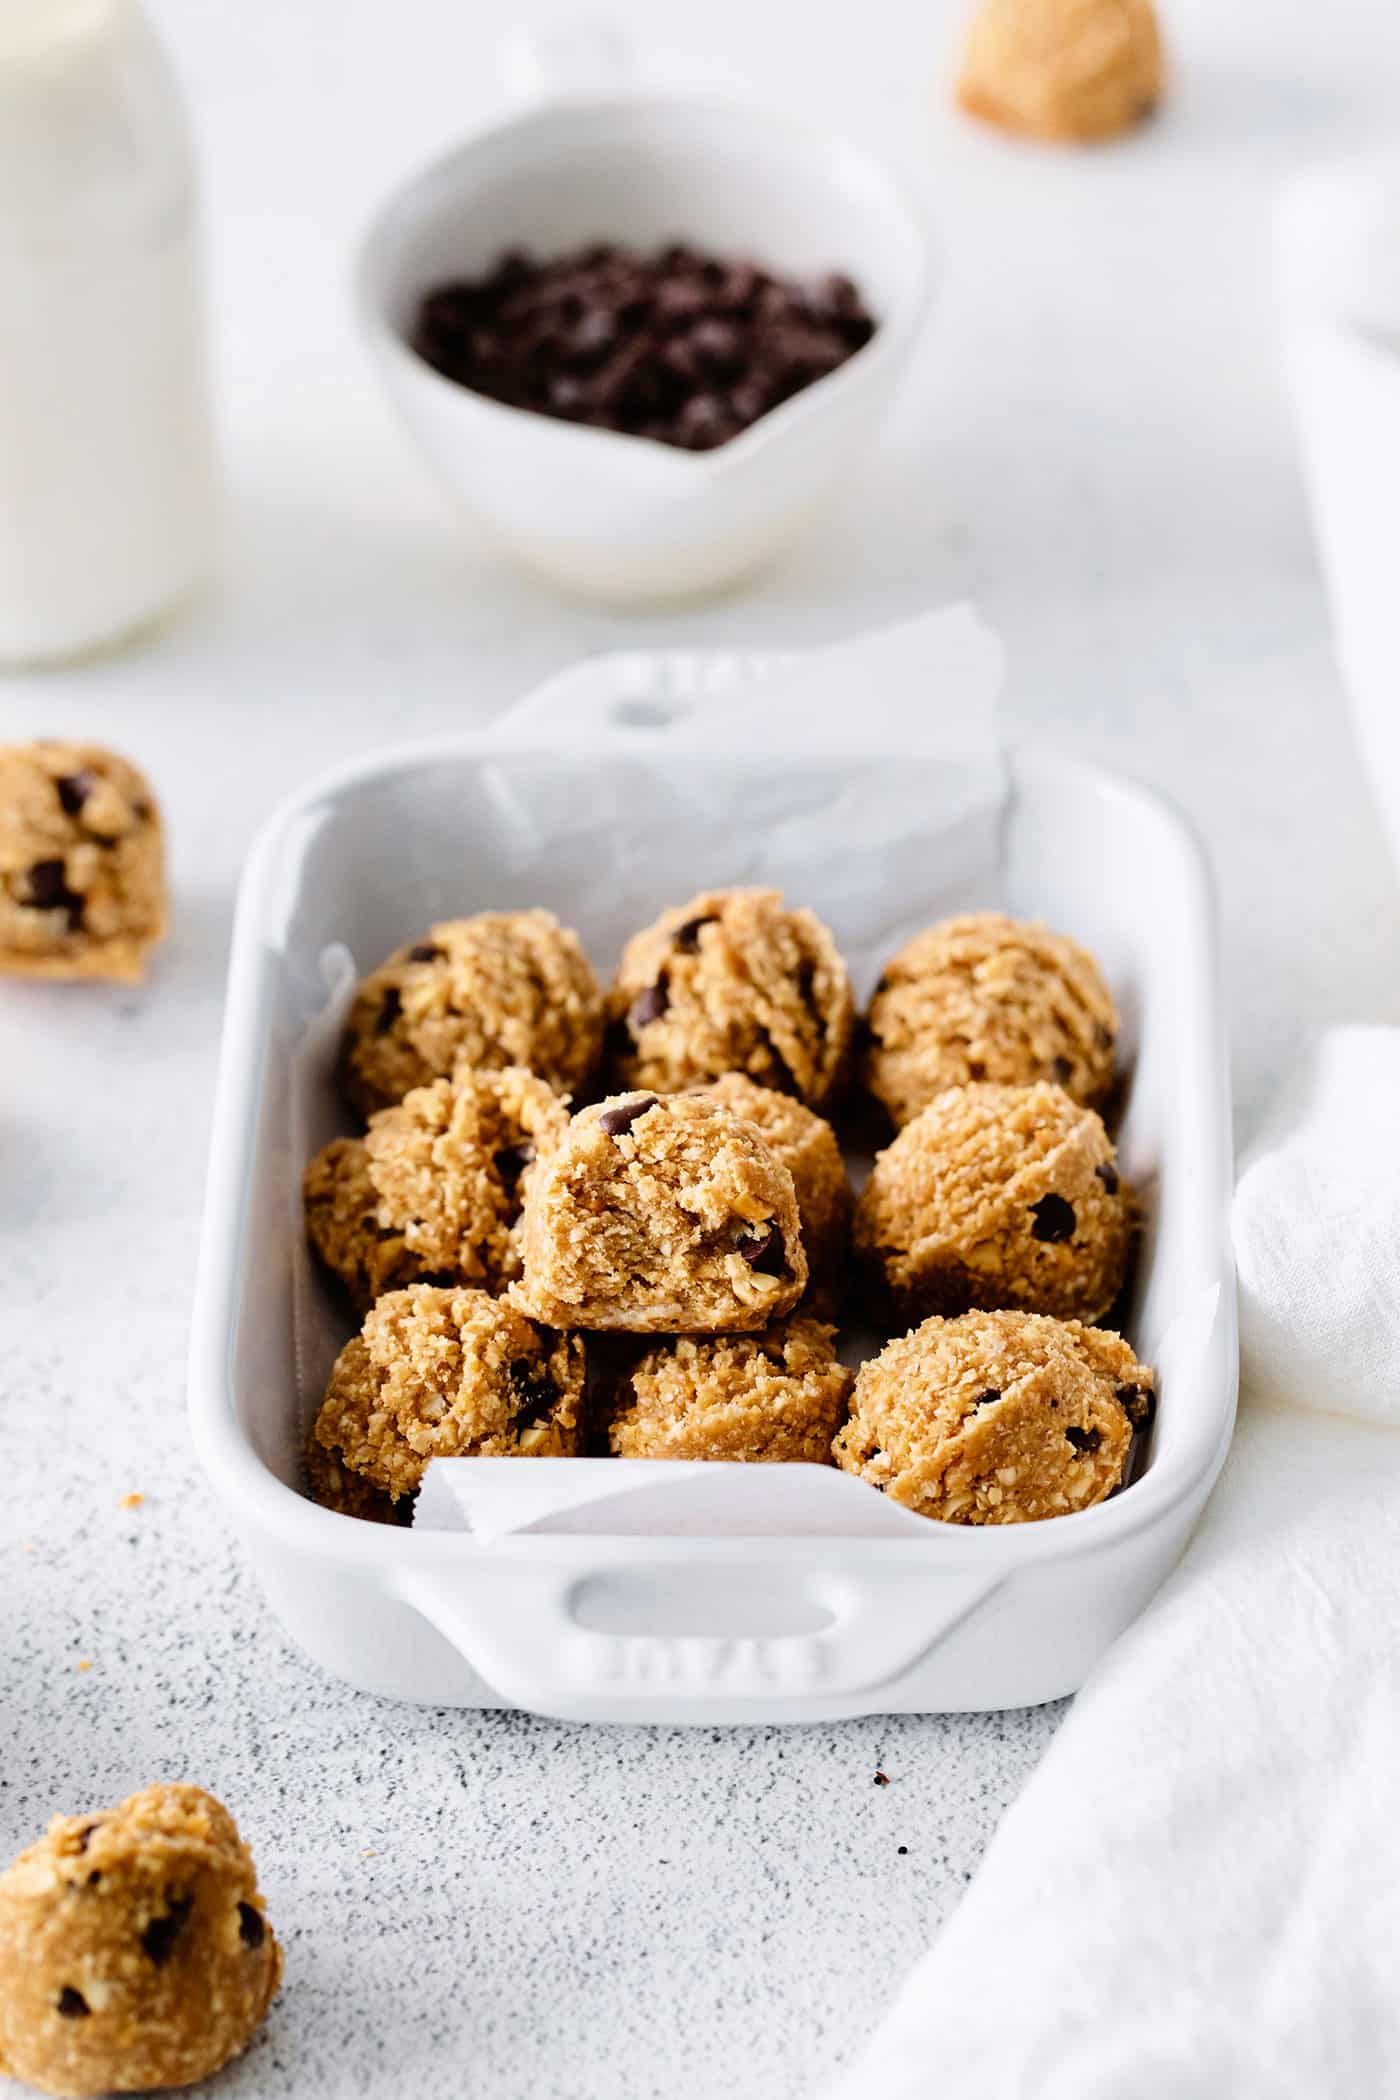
[189,651,1236,1724]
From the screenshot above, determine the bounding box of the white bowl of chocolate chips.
[356,69,933,604]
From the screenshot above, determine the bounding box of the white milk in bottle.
[0,0,215,665]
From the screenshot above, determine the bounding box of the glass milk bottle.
[0,0,215,666]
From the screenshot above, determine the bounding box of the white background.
[4,1,1400,2095]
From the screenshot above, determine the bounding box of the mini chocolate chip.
[508,1359,557,1428]
[375,986,403,1036]
[738,1223,786,1276]
[1065,1425,1102,1454]
[1052,1056,1074,1084]
[974,1388,1001,1409]
[56,1987,89,2018]
[1095,1162,1120,1195]
[140,1894,192,1967]
[238,1902,266,1950]
[674,914,716,952]
[23,859,85,928]
[406,943,442,964]
[74,1823,100,1852]
[873,1770,890,1786]
[629,979,669,1029]
[1030,1193,1076,1243]
[597,1095,658,1137]
[56,770,97,818]
[1116,1385,1156,1431]
[493,1143,533,1185]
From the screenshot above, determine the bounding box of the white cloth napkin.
[829,1028,1400,2100]
[1280,152,1400,881]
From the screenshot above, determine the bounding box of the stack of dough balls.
[300,894,1153,1530]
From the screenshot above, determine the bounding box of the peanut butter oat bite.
[0,740,166,982]
[855,1081,1131,1327]
[305,1066,570,1313]
[607,887,854,1111]
[310,1289,584,1505]
[694,1073,852,1305]
[862,912,1117,1127]
[512,1091,806,1333]
[956,0,1163,145]
[834,1310,1153,1523]
[303,1402,413,1526]
[607,1318,853,1463]
[0,1784,279,2098]
[302,1137,418,1316]
[339,909,603,1118]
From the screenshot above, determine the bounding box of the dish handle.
[394,1558,1004,1719]
[500,23,746,109]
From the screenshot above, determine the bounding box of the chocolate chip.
[375,986,402,1036]
[238,1902,266,1950]
[56,1987,89,2018]
[56,770,97,818]
[1095,1162,1120,1195]
[738,1223,786,1276]
[1052,1056,1074,1084]
[509,1359,557,1428]
[139,1894,192,1967]
[674,914,716,952]
[629,980,669,1029]
[1116,1385,1156,1431]
[1065,1425,1102,1454]
[1030,1194,1076,1243]
[597,1095,658,1137]
[406,943,442,964]
[493,1143,533,1185]
[973,1388,1001,1409]
[23,859,84,927]
[412,241,874,453]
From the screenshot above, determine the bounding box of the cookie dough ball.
[607,1319,853,1462]
[339,910,604,1118]
[303,1409,412,1526]
[607,888,854,1111]
[862,912,1118,1128]
[696,1074,851,1302]
[305,1068,570,1314]
[835,1309,1152,1522]
[512,1092,806,1333]
[303,1137,418,1315]
[855,1081,1131,1327]
[0,1784,279,2098]
[0,741,166,983]
[956,0,1163,143]
[309,1288,584,1504]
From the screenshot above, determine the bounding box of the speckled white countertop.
[4,0,1400,2094]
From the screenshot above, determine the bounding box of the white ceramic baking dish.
[189,648,1236,1724]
